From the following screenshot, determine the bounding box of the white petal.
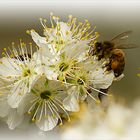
[31,31,55,56]
[31,31,56,56]
[0,101,10,117]
[80,93,87,101]
[8,81,28,108]
[91,68,114,89]
[28,74,40,91]
[59,22,72,40]
[36,114,58,131]
[44,67,58,80]
[31,30,47,47]
[17,94,35,116]
[63,92,79,112]
[0,58,21,77]
[63,41,89,61]
[7,109,24,130]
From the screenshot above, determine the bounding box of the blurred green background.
[0,0,139,104]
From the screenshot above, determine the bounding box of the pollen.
[26,30,31,34]
[37,13,98,47]
[32,118,36,122]
[27,111,32,115]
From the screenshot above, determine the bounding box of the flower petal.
[58,22,72,40]
[0,101,10,117]
[0,58,22,78]
[8,81,28,108]
[7,109,24,130]
[36,114,58,131]
[91,68,114,89]
[44,67,58,80]
[62,41,89,62]
[30,30,47,47]
[17,94,35,116]
[63,89,80,112]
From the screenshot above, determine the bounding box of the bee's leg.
[98,88,109,101]
[98,88,112,110]
[105,60,112,71]
[102,62,110,69]
[98,54,104,61]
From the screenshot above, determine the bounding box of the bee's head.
[95,42,102,53]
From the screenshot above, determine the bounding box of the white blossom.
[0,41,40,108]
[63,57,114,112]
[18,76,70,131]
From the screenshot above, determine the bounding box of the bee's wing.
[115,43,139,49]
[110,30,132,44]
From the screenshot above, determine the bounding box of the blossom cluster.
[0,14,121,131]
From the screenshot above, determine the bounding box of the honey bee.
[90,31,138,101]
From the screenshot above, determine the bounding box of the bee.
[90,31,138,101]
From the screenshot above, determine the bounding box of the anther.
[26,30,31,35]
